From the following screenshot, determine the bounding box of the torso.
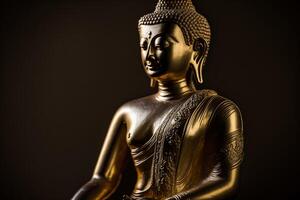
[122,94,194,199]
[120,90,224,199]
[125,94,193,148]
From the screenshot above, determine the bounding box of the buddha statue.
[72,0,244,199]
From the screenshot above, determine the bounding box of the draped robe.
[128,90,243,200]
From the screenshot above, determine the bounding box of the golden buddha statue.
[72,0,244,199]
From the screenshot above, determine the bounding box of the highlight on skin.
[71,1,244,200]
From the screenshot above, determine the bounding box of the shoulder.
[113,94,156,119]
[203,93,244,150]
[214,95,243,133]
[193,89,243,132]
[118,94,156,111]
[187,90,244,167]
[196,89,242,121]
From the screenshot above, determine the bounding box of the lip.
[146,65,160,71]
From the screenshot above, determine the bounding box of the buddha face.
[139,23,194,81]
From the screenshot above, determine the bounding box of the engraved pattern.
[152,90,216,198]
[222,129,244,169]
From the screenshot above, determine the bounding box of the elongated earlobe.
[190,38,207,84]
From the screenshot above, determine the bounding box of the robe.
[128,89,243,200]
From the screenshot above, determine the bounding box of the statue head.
[138,0,211,87]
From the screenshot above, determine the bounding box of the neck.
[156,78,195,101]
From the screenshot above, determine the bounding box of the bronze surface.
[72,0,244,199]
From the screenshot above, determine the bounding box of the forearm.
[72,176,119,200]
[167,169,239,200]
[169,180,235,200]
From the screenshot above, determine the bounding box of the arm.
[72,107,129,200]
[167,100,244,200]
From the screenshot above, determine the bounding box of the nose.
[146,55,156,66]
[146,43,155,60]
[145,43,157,65]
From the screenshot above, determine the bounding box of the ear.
[190,38,208,84]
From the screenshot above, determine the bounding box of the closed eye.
[154,36,170,50]
[140,38,148,50]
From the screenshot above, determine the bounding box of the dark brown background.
[1,0,299,199]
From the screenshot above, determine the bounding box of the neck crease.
[156,78,195,101]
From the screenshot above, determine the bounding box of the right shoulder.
[113,94,156,120]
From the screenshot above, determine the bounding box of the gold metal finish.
[72,0,244,199]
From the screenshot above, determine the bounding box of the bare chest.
[126,104,173,148]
